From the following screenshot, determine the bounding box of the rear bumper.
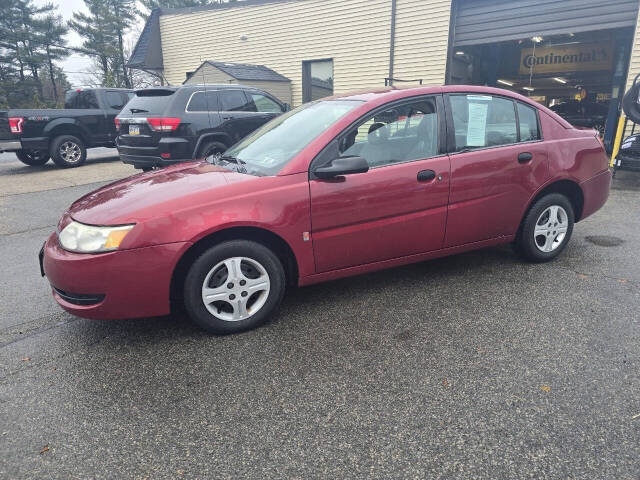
[0,139,21,152]
[20,137,49,150]
[42,232,190,320]
[579,169,612,221]
[119,152,190,169]
[117,136,193,168]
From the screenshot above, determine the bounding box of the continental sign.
[519,42,613,75]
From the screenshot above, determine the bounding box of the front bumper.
[42,233,190,320]
[0,139,21,152]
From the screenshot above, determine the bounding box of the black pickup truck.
[0,88,133,168]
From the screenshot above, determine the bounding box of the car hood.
[68,161,259,226]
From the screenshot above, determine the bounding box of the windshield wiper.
[129,108,148,113]
[220,155,248,174]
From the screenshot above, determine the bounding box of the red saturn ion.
[41,86,612,333]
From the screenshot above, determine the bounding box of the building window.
[302,59,333,103]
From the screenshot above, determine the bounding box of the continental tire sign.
[519,42,613,75]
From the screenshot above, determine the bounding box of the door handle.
[518,152,533,163]
[222,116,233,120]
[417,169,436,182]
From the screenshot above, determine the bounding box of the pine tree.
[0,0,70,107]
[69,0,118,86]
[105,0,135,88]
[34,13,68,103]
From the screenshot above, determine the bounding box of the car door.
[309,96,450,273]
[246,92,284,123]
[443,94,548,247]
[218,90,267,144]
[70,90,106,145]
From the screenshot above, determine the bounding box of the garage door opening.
[447,0,638,151]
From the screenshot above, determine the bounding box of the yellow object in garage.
[610,115,627,167]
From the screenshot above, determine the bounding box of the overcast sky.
[35,0,145,87]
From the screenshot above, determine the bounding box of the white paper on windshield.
[466,99,489,147]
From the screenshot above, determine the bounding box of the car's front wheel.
[516,193,575,262]
[183,240,286,334]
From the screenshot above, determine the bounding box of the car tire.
[623,82,640,124]
[183,240,286,334]
[197,140,227,160]
[50,135,87,168]
[15,149,50,166]
[516,193,575,263]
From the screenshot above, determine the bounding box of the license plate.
[129,125,140,135]
[38,243,45,277]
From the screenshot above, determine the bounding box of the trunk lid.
[116,88,178,147]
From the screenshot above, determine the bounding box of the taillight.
[114,117,120,129]
[8,117,24,134]
[147,117,180,132]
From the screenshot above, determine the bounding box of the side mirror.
[283,103,291,112]
[314,156,369,179]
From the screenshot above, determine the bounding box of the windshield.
[222,100,363,176]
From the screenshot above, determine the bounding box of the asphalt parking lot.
[1,151,639,479]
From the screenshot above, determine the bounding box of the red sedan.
[41,86,612,333]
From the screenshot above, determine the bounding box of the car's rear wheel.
[197,140,227,160]
[183,240,286,334]
[15,149,50,166]
[516,193,574,262]
[51,135,87,168]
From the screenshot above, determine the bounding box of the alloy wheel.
[201,256,271,321]
[59,141,82,164]
[533,205,569,253]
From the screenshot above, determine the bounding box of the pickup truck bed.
[0,88,133,168]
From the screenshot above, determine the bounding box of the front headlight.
[58,221,135,253]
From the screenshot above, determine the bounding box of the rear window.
[64,90,99,109]
[124,89,176,115]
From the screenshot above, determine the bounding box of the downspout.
[388,0,397,86]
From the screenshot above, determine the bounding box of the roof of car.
[181,83,264,90]
[329,85,573,129]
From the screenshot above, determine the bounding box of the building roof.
[201,61,290,83]
[127,8,163,70]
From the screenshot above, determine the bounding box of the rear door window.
[250,93,283,113]
[449,94,518,151]
[123,90,175,115]
[186,91,220,112]
[517,102,541,142]
[219,90,253,111]
[64,90,99,109]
